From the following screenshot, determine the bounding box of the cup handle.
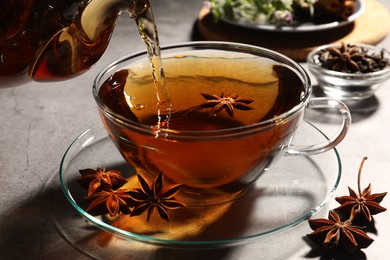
[286,97,351,156]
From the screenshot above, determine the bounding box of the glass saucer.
[59,121,341,248]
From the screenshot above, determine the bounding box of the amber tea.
[96,49,306,204]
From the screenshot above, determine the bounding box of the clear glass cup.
[93,41,351,206]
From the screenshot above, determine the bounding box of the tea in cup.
[93,42,351,206]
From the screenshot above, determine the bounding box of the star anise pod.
[334,157,387,223]
[86,188,135,217]
[78,168,128,196]
[319,42,364,73]
[129,172,186,222]
[307,210,374,252]
[199,92,254,117]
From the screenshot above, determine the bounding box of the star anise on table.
[307,157,387,253]
[307,210,374,252]
[334,157,387,223]
[319,42,364,73]
[78,168,128,196]
[129,172,186,222]
[199,92,254,117]
[86,188,135,217]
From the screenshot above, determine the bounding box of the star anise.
[129,172,186,222]
[319,42,364,73]
[78,168,128,196]
[86,188,135,217]
[199,92,254,117]
[318,42,390,73]
[307,210,374,252]
[334,157,387,223]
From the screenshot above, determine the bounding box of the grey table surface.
[1,0,390,259]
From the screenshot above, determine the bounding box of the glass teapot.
[0,0,152,86]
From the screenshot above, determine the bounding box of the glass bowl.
[307,43,390,100]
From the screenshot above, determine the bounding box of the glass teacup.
[93,41,351,206]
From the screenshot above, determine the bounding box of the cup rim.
[93,41,311,137]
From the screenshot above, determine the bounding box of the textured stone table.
[1,1,389,259]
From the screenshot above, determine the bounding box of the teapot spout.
[30,0,149,81]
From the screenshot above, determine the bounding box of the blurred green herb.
[209,0,317,25]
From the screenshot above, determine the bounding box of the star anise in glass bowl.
[307,42,390,100]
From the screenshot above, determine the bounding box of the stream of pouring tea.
[134,3,172,129]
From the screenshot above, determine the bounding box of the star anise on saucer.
[78,168,127,196]
[334,157,387,223]
[129,172,186,222]
[86,188,135,217]
[307,210,374,252]
[199,92,254,117]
